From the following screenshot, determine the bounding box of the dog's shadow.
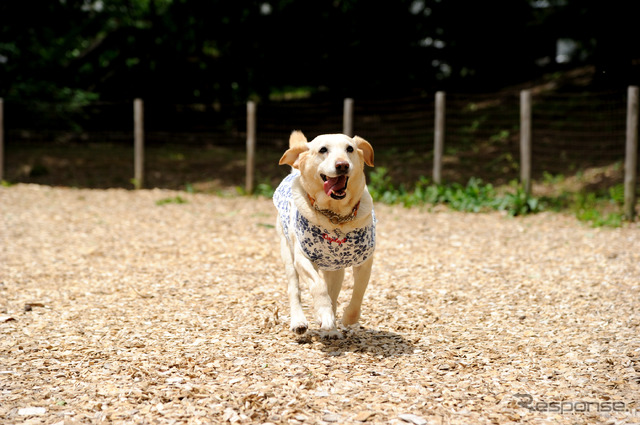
[298,326,414,358]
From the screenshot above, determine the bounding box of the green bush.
[368,168,542,216]
[572,191,623,228]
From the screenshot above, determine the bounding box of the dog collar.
[307,194,360,225]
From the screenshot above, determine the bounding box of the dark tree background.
[1,0,638,105]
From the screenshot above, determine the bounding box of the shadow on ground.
[296,326,414,358]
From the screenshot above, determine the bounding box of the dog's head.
[279,131,374,207]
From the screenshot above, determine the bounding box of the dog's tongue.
[323,175,347,196]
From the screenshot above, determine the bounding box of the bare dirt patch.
[1,185,639,424]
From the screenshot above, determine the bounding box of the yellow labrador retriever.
[274,131,375,337]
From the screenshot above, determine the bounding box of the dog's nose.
[335,161,350,174]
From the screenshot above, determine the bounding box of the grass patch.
[368,167,541,216]
[155,196,188,206]
[569,186,625,228]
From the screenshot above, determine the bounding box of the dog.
[273,131,375,337]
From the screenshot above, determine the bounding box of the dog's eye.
[319,147,328,154]
[346,146,354,153]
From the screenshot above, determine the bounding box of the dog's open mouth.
[321,174,349,200]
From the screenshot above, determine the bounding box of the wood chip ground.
[1,184,639,424]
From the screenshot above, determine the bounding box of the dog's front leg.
[277,221,308,335]
[293,245,340,336]
[343,255,374,326]
[322,269,345,316]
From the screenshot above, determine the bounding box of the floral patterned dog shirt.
[273,171,376,271]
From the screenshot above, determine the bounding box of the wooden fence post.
[134,98,144,190]
[343,98,354,137]
[520,90,532,195]
[433,91,445,185]
[246,100,256,194]
[0,98,4,182]
[624,86,639,221]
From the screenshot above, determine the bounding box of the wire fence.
[533,91,627,169]
[0,89,636,194]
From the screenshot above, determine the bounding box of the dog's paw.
[319,328,344,340]
[290,321,309,335]
[342,307,361,326]
[316,308,337,330]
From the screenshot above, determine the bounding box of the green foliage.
[367,169,628,226]
[367,167,407,204]
[608,184,625,206]
[235,180,276,198]
[537,180,626,228]
[493,184,541,216]
[3,1,633,103]
[571,188,624,228]
[155,196,188,205]
[542,171,564,185]
[368,168,542,216]
[254,182,276,199]
[184,183,195,194]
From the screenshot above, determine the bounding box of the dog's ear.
[279,130,309,168]
[354,136,374,167]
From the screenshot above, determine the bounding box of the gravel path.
[1,184,639,424]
